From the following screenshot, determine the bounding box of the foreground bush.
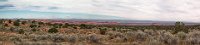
[1,29,200,45]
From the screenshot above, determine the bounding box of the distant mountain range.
[61,19,200,25]
[0,10,199,25]
[0,10,127,20]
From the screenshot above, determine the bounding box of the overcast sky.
[0,0,200,22]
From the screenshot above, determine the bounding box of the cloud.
[0,0,7,2]
[0,4,14,9]
[1,0,200,22]
[48,7,58,9]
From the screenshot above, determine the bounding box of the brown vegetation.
[0,19,200,45]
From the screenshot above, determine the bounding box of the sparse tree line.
[0,19,200,45]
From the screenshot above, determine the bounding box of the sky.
[0,0,200,22]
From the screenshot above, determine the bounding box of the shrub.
[8,19,12,23]
[67,35,77,43]
[134,30,148,42]
[87,34,100,43]
[0,19,3,24]
[52,34,66,42]
[10,36,22,42]
[73,26,78,29]
[158,31,178,45]
[80,24,86,29]
[18,29,25,34]
[79,24,94,29]
[176,31,186,40]
[58,24,63,28]
[174,21,188,34]
[144,29,157,36]
[106,31,127,42]
[145,39,163,45]
[30,24,37,28]
[21,21,27,25]
[53,23,60,28]
[46,22,52,26]
[38,22,44,25]
[31,35,48,41]
[99,27,107,35]
[48,28,58,33]
[76,34,87,41]
[31,20,36,24]
[4,23,9,27]
[31,28,37,32]
[13,19,20,26]
[112,28,117,31]
[10,27,15,32]
[186,30,200,45]
[63,23,69,28]
[124,31,135,42]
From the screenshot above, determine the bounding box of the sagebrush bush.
[134,30,148,42]
[87,34,100,43]
[33,35,48,41]
[176,31,186,40]
[185,30,200,45]
[144,29,157,36]
[66,34,77,43]
[144,39,164,45]
[106,31,127,42]
[51,34,66,42]
[124,31,135,42]
[158,31,178,45]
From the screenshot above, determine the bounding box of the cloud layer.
[0,0,200,22]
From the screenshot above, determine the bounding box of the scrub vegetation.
[0,19,200,45]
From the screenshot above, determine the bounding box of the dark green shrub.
[0,19,4,24]
[79,24,93,29]
[8,20,12,23]
[63,23,69,28]
[99,27,107,35]
[46,22,52,26]
[53,23,60,28]
[174,21,188,34]
[13,19,20,26]
[48,28,58,33]
[112,28,117,31]
[31,28,37,32]
[38,22,44,24]
[73,26,78,29]
[21,21,27,25]
[80,24,86,29]
[59,24,63,27]
[18,29,24,34]
[30,24,37,28]
[32,20,36,24]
